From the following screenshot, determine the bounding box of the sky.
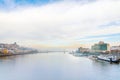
[0,0,120,49]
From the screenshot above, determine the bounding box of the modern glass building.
[91,41,110,53]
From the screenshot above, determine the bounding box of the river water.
[0,53,120,80]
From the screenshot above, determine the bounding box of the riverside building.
[91,41,110,53]
[110,46,120,53]
[77,47,90,53]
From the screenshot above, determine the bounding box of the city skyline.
[0,0,120,49]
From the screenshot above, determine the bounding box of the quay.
[0,48,38,57]
[0,52,36,57]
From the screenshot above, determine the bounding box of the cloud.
[0,0,120,48]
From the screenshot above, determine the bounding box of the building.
[0,42,19,50]
[110,46,120,53]
[0,42,38,55]
[77,47,90,53]
[91,41,110,53]
[0,42,20,54]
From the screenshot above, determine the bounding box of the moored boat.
[89,55,120,63]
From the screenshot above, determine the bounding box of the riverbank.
[69,52,120,64]
[0,51,38,57]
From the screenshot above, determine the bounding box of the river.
[0,53,120,80]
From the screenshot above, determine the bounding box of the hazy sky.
[0,0,120,49]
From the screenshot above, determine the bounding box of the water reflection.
[0,53,120,80]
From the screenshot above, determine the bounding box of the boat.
[89,55,120,63]
[97,55,120,63]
